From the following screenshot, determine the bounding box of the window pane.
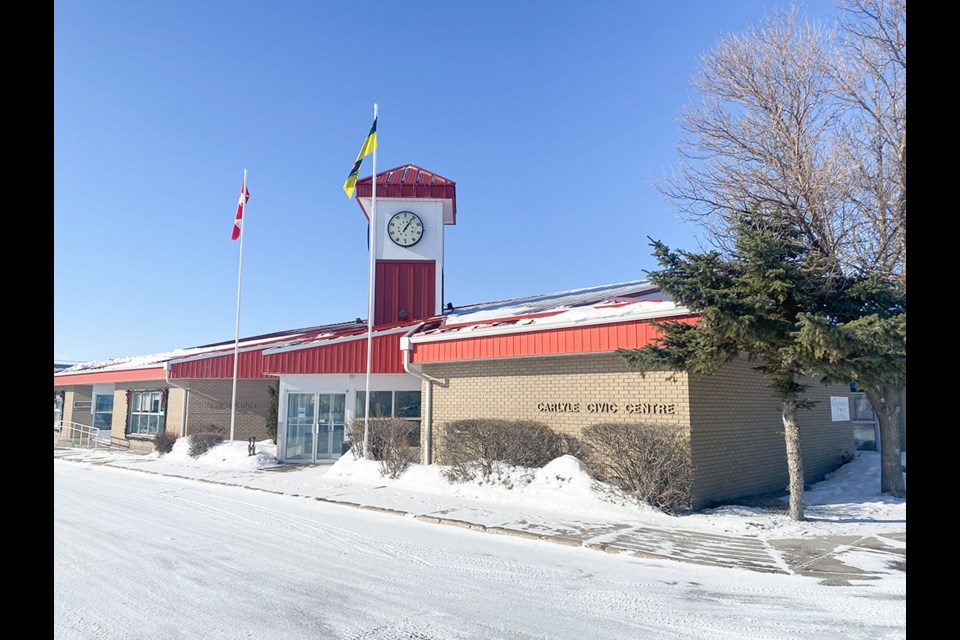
[395,391,421,418]
[148,415,159,434]
[149,392,161,413]
[355,391,394,418]
[93,413,111,430]
[95,395,114,412]
[852,395,876,421]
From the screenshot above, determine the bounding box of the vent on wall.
[73,401,91,410]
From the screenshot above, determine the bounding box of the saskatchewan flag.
[343,116,378,198]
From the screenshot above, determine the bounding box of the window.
[54,394,64,429]
[128,390,165,435]
[355,390,422,446]
[355,391,394,419]
[850,392,878,452]
[93,394,114,430]
[851,395,876,422]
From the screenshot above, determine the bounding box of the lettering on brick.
[204,402,259,409]
[536,401,677,415]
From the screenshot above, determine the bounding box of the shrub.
[346,418,418,479]
[581,423,693,514]
[265,383,279,444]
[153,431,178,456]
[440,419,565,484]
[188,432,224,458]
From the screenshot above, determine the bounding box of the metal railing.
[55,421,111,448]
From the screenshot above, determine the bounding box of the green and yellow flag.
[343,116,378,198]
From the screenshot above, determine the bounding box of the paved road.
[55,460,906,640]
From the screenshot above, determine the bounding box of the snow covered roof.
[414,280,688,340]
[54,281,692,381]
[53,320,368,377]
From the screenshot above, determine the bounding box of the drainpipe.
[164,362,189,438]
[400,324,443,465]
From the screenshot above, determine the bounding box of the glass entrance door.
[285,393,316,462]
[317,394,345,459]
[284,392,345,462]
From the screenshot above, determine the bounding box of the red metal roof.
[356,164,457,224]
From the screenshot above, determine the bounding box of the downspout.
[401,324,443,465]
[164,362,189,438]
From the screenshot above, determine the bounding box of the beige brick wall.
[57,387,92,442]
[420,354,691,463]
[177,379,274,442]
[419,352,855,511]
[63,388,92,428]
[688,357,855,509]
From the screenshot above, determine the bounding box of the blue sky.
[54,0,838,363]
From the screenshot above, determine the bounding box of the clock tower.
[355,164,457,326]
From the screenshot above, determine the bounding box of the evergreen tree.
[791,277,906,496]
[620,216,848,521]
[265,382,279,445]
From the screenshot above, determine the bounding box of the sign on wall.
[537,401,676,415]
[830,396,851,422]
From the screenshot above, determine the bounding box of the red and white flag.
[232,180,250,241]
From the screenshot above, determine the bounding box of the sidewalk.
[54,446,905,585]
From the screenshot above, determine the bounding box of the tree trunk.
[865,385,906,497]
[782,401,805,521]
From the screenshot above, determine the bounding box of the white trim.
[409,306,692,344]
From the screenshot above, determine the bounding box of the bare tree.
[660,6,852,270]
[657,2,906,496]
[832,0,906,496]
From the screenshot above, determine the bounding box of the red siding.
[411,315,699,363]
[374,261,436,326]
[355,164,457,223]
[263,332,406,374]
[169,348,271,380]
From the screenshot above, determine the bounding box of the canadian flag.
[232,180,250,241]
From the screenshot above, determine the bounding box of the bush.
[265,383,279,444]
[346,418,418,479]
[440,419,566,484]
[188,432,224,458]
[581,423,693,514]
[153,431,178,456]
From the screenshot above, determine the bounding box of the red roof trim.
[355,164,457,224]
[54,367,167,386]
[410,315,699,364]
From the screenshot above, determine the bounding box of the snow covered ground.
[116,438,905,543]
[54,443,907,639]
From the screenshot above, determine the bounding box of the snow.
[94,439,905,545]
[421,281,688,337]
[54,443,906,639]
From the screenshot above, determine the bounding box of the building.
[55,163,878,509]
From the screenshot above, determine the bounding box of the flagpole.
[230,168,247,444]
[363,103,378,459]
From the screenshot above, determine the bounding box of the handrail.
[56,421,105,448]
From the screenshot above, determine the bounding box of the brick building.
[55,163,881,508]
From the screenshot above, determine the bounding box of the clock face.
[387,211,424,247]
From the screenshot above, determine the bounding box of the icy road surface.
[54,461,905,639]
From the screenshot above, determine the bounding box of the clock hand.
[402,219,412,233]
